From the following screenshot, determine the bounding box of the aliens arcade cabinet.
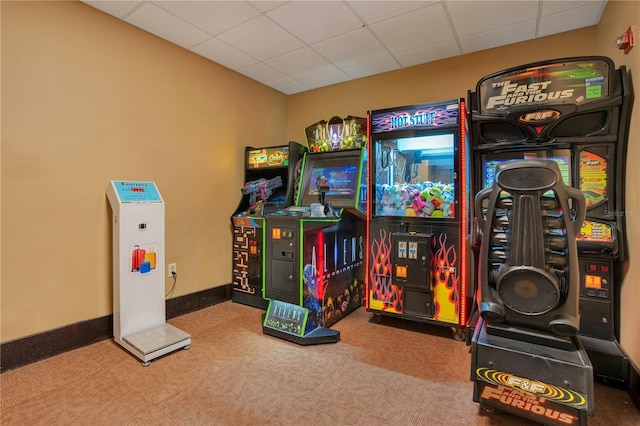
[262,116,367,345]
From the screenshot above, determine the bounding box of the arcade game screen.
[482,149,572,189]
[298,151,362,208]
[306,165,358,197]
[374,133,455,218]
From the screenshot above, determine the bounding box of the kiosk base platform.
[119,323,191,366]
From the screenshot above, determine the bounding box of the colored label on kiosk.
[113,181,162,203]
[129,243,159,275]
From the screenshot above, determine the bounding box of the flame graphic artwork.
[432,233,459,323]
[369,229,403,313]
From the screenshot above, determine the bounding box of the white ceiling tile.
[370,3,455,54]
[347,1,437,25]
[538,2,606,37]
[541,0,606,16]
[125,2,210,49]
[153,1,259,36]
[395,40,461,67]
[312,28,389,68]
[298,69,352,90]
[191,38,258,70]
[266,48,337,80]
[248,1,287,13]
[267,1,363,44]
[82,0,608,94]
[218,16,305,61]
[447,0,539,38]
[239,63,292,87]
[82,1,142,19]
[461,20,536,54]
[274,80,311,95]
[342,56,401,79]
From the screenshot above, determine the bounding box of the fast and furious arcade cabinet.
[468,56,633,386]
[231,142,306,309]
[262,116,367,345]
[366,99,472,341]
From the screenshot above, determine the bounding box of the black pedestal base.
[580,335,629,387]
[471,318,593,426]
[262,324,340,345]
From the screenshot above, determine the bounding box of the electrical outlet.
[168,263,177,277]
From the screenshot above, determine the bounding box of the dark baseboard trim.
[0,315,113,374]
[629,361,640,412]
[0,284,232,373]
[166,284,232,320]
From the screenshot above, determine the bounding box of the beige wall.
[287,2,639,367]
[286,27,599,142]
[1,1,288,342]
[1,0,638,371]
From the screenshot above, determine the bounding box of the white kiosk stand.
[106,181,191,366]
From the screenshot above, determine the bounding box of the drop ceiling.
[82,1,607,95]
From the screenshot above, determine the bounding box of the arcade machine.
[365,99,473,340]
[471,160,593,425]
[231,142,306,309]
[261,116,367,345]
[468,57,633,386]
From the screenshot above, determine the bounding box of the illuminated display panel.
[246,147,289,169]
[584,275,602,289]
[373,133,456,219]
[477,58,611,115]
[579,150,608,207]
[298,150,362,208]
[482,150,572,189]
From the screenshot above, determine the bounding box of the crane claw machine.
[365,99,472,341]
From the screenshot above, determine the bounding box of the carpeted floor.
[1,301,638,425]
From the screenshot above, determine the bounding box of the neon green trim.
[298,221,304,306]
[259,218,265,298]
[295,153,308,207]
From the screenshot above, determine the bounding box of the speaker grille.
[497,267,560,315]
[550,111,608,137]
[480,122,528,143]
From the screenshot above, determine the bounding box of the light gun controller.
[316,175,335,217]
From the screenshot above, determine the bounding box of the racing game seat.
[475,160,586,337]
